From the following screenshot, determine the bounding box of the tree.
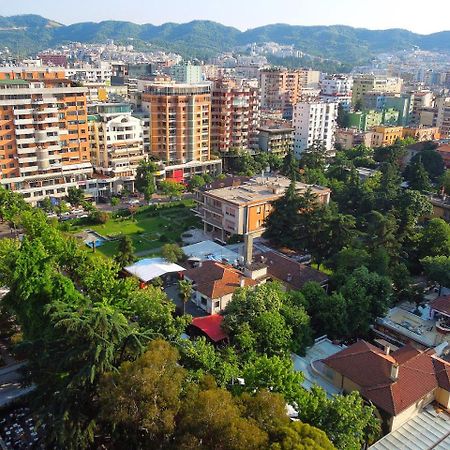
[188,174,206,192]
[135,159,158,201]
[410,149,445,181]
[40,197,54,212]
[336,103,349,129]
[270,421,336,450]
[442,170,450,195]
[282,151,299,180]
[418,218,450,258]
[110,196,120,207]
[161,243,185,263]
[89,209,109,225]
[422,256,450,295]
[115,235,135,267]
[406,160,432,192]
[66,187,84,206]
[297,387,380,450]
[159,179,185,199]
[178,279,193,315]
[299,140,327,172]
[99,339,186,448]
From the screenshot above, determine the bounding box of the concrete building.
[260,68,320,118]
[88,103,145,193]
[141,83,211,164]
[292,101,338,157]
[210,78,260,153]
[348,110,383,131]
[402,126,440,142]
[335,128,373,150]
[258,126,294,157]
[0,69,91,205]
[371,126,404,147]
[194,175,330,242]
[411,90,434,125]
[170,62,202,84]
[436,97,450,138]
[352,75,403,105]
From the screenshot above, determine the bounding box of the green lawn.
[71,202,201,258]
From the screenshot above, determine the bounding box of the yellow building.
[371,126,404,147]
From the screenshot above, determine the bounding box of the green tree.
[99,339,186,448]
[161,243,185,263]
[135,159,158,201]
[418,218,450,258]
[159,179,185,199]
[89,209,109,225]
[406,160,432,192]
[178,279,194,315]
[270,421,336,450]
[410,149,445,180]
[40,197,54,212]
[110,196,120,207]
[299,140,327,172]
[422,256,450,295]
[336,103,349,129]
[114,235,135,267]
[188,174,206,192]
[442,170,450,195]
[66,187,84,206]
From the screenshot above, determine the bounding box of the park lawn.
[78,204,201,258]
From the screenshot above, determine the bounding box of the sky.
[1,0,449,34]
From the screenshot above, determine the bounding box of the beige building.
[335,128,373,150]
[141,83,211,164]
[370,126,404,147]
[210,78,260,153]
[194,175,330,242]
[352,75,402,105]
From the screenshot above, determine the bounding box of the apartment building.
[210,78,260,153]
[411,90,434,125]
[170,62,202,84]
[370,126,404,147]
[260,68,320,118]
[0,70,91,205]
[292,101,338,157]
[141,83,211,164]
[257,126,294,157]
[320,74,353,110]
[335,128,373,150]
[194,175,331,242]
[352,75,403,105]
[436,97,450,138]
[88,103,145,192]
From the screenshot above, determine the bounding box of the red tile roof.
[323,340,450,416]
[184,261,256,299]
[430,295,450,317]
[260,251,328,289]
[191,315,228,342]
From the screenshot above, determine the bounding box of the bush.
[89,210,110,225]
[160,235,169,243]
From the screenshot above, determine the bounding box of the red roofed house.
[184,260,257,315]
[430,295,450,335]
[190,315,228,344]
[321,340,450,432]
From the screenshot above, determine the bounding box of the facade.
[348,110,383,131]
[437,97,450,138]
[352,75,403,105]
[88,103,145,192]
[141,83,211,164]
[194,175,331,241]
[292,101,338,157]
[0,71,91,205]
[210,78,260,153]
[258,126,294,157]
[402,126,440,142]
[371,126,404,147]
[322,340,450,432]
[170,62,203,84]
[184,260,256,314]
[260,68,320,117]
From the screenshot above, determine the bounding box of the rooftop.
[205,175,330,206]
[124,257,185,283]
[323,340,450,416]
[184,260,256,299]
[182,240,240,265]
[191,315,228,342]
[431,295,450,317]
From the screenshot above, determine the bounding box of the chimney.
[240,277,245,288]
[198,261,202,268]
[384,345,391,356]
[286,273,292,282]
[390,363,399,381]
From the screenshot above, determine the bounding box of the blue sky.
[1,0,449,34]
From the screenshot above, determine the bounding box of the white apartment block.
[292,101,338,158]
[320,75,353,111]
[65,63,112,84]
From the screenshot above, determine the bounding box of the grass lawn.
[71,201,201,258]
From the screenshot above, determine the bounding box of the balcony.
[14,109,33,116]
[15,137,36,145]
[14,118,34,126]
[15,128,35,136]
[33,116,58,125]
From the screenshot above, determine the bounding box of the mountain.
[1,14,450,66]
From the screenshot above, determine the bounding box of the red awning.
[191,315,228,342]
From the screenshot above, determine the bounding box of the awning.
[191,315,228,342]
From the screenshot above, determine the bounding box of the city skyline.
[1,0,450,34]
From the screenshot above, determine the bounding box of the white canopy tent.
[124,258,185,283]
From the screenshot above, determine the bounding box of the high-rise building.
[292,101,338,157]
[171,62,202,84]
[0,69,91,205]
[141,83,211,164]
[210,78,260,153]
[88,103,145,192]
[260,68,320,118]
[320,74,353,111]
[352,75,403,105]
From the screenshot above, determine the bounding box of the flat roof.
[205,176,330,206]
[182,240,240,265]
[292,337,344,396]
[369,405,450,450]
[124,257,185,283]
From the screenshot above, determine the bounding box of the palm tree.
[178,279,193,315]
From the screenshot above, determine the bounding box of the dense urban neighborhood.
[0,3,450,449]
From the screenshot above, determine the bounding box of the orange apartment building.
[260,68,320,118]
[0,68,91,205]
[195,175,331,242]
[211,78,260,153]
[141,83,211,164]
